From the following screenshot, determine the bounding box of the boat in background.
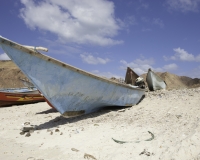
[0,87,45,107]
[0,87,38,93]
[125,67,146,89]
[125,67,139,85]
[146,68,167,91]
[0,36,145,117]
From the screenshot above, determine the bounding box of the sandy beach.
[0,87,200,160]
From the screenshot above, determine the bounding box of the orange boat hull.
[0,91,45,107]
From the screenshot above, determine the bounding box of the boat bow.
[0,36,145,117]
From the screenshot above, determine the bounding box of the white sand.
[0,87,200,160]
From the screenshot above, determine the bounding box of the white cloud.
[164,47,200,62]
[167,0,200,12]
[91,70,122,79]
[163,63,178,70]
[120,58,159,75]
[196,54,200,61]
[80,53,110,65]
[0,53,10,60]
[134,58,154,65]
[120,58,179,75]
[173,47,195,61]
[20,0,123,46]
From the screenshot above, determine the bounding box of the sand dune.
[0,87,200,160]
[1,60,200,159]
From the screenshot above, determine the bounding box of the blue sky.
[1,0,200,78]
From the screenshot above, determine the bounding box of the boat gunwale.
[0,91,42,96]
[0,87,37,92]
[0,36,145,91]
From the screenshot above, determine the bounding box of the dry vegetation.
[0,60,29,88]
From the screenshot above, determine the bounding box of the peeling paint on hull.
[0,36,145,116]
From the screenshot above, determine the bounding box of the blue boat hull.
[0,36,145,117]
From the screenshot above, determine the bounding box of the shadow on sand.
[36,108,58,114]
[36,106,131,130]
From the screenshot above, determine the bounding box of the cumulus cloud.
[120,58,179,75]
[163,63,178,70]
[120,58,163,75]
[20,0,123,46]
[92,70,122,79]
[0,53,10,60]
[173,47,195,61]
[195,54,200,61]
[80,53,110,65]
[164,47,200,62]
[166,0,200,12]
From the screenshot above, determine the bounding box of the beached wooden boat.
[0,36,145,117]
[125,67,146,89]
[146,68,167,91]
[0,87,38,93]
[0,87,45,107]
[125,67,139,85]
